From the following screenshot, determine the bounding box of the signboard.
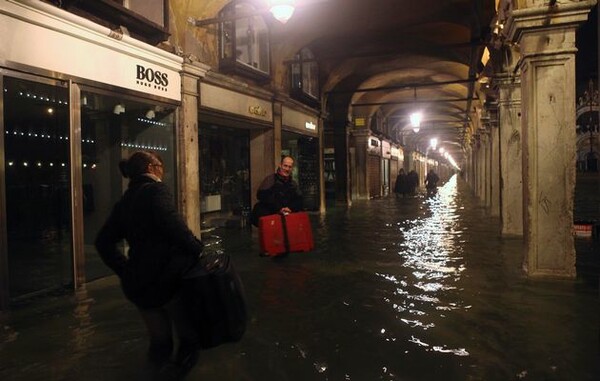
[0,0,182,101]
[201,83,273,122]
[282,106,318,135]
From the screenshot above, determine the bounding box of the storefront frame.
[0,0,183,310]
[0,66,181,310]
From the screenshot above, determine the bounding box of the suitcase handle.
[279,213,291,253]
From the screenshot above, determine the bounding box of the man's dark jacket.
[95,175,202,309]
[250,171,303,226]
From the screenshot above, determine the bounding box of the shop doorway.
[199,124,251,228]
[282,131,320,211]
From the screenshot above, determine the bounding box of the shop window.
[291,48,319,108]
[53,0,169,45]
[199,125,251,228]
[3,76,73,298]
[79,92,176,280]
[219,2,270,81]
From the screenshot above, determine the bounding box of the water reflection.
[376,176,470,357]
[1,175,599,381]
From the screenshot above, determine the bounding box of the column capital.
[181,61,211,79]
[494,72,521,87]
[505,1,596,46]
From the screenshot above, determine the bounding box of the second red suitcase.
[258,212,314,256]
[284,212,314,253]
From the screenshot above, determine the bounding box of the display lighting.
[113,103,126,115]
[145,110,156,120]
[136,117,168,127]
[5,160,97,169]
[6,130,166,151]
[17,90,67,105]
[5,128,95,143]
[121,142,168,152]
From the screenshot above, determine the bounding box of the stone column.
[351,129,369,199]
[497,73,523,235]
[334,123,351,205]
[318,115,326,214]
[483,132,492,207]
[179,61,210,236]
[477,135,486,200]
[470,141,478,194]
[273,101,283,165]
[490,122,501,217]
[463,144,472,184]
[506,1,596,277]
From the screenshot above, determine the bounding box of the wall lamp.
[189,0,296,27]
[409,112,422,133]
[409,87,422,133]
[430,138,438,150]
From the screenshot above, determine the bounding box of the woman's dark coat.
[95,175,202,309]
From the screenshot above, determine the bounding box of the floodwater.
[1,175,599,381]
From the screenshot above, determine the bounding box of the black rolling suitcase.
[181,254,247,349]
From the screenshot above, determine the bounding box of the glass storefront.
[1,72,179,305]
[199,124,250,228]
[3,76,72,298]
[282,131,320,211]
[80,90,177,281]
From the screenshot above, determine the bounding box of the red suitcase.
[258,212,314,256]
[284,212,314,253]
[258,214,286,256]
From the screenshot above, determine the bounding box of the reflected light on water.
[381,175,471,355]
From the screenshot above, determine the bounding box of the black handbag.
[181,253,248,349]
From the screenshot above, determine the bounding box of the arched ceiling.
[271,0,497,161]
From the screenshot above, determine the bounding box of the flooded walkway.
[1,176,599,381]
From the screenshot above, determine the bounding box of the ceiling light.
[410,112,422,133]
[269,0,295,23]
[430,138,438,150]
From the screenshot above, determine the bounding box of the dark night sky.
[576,5,598,92]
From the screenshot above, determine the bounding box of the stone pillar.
[497,74,523,235]
[404,148,414,173]
[506,1,596,277]
[318,116,326,214]
[477,135,486,200]
[470,141,478,194]
[179,61,209,236]
[483,132,492,207]
[334,123,351,205]
[464,144,472,184]
[490,122,501,217]
[352,129,369,199]
[273,101,283,165]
